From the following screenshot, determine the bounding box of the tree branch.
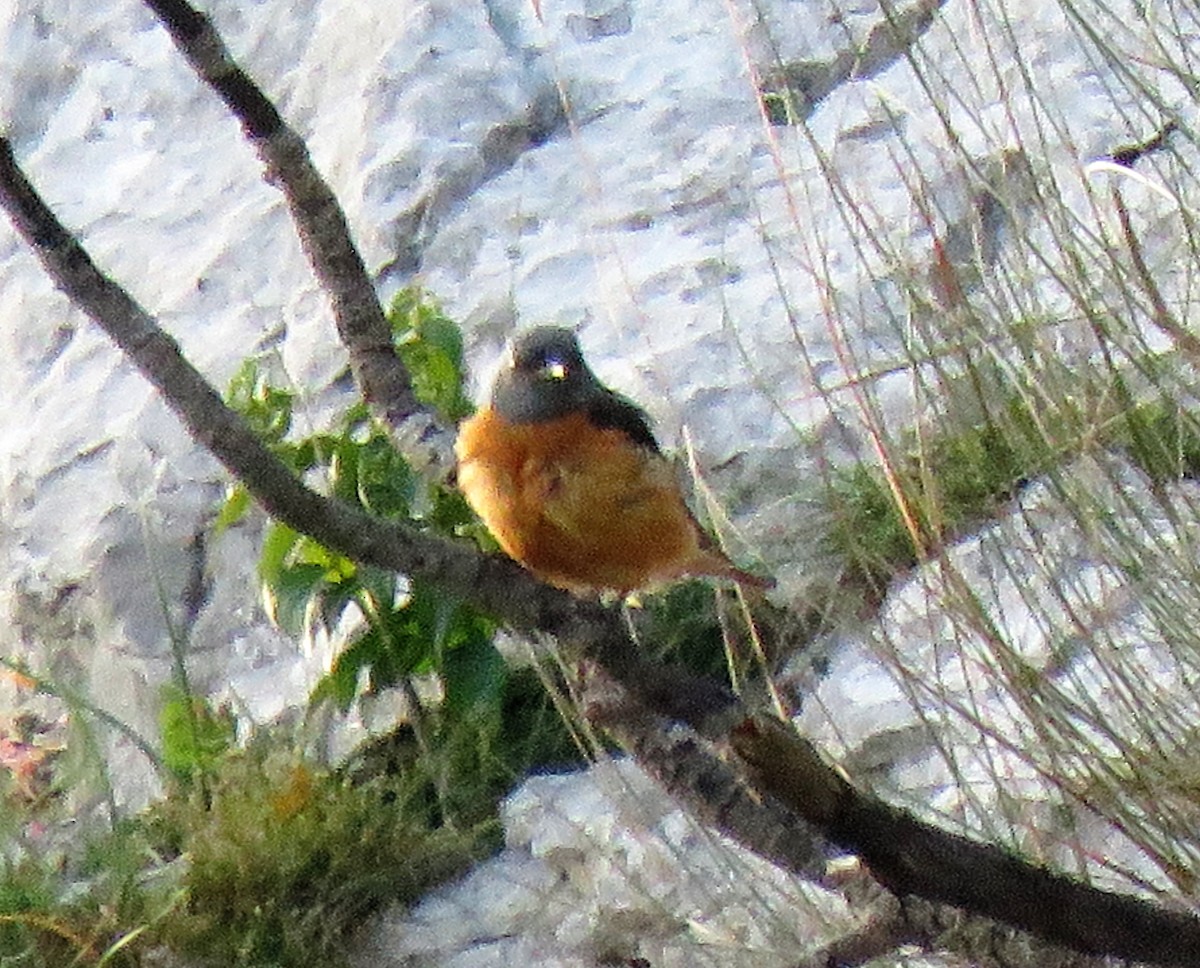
[0,137,589,650]
[139,0,430,444]
[580,660,832,882]
[733,714,1200,967]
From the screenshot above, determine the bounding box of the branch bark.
[733,714,1200,967]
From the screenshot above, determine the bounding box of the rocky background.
[2,0,1198,964]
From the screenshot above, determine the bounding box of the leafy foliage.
[218,285,581,846]
[309,579,502,715]
[388,288,475,424]
[0,291,585,968]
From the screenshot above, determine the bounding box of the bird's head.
[490,326,602,424]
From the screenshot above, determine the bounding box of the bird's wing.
[584,390,661,454]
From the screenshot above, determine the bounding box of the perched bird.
[454,327,774,596]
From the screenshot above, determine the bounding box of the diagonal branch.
[733,714,1200,967]
[0,137,566,646]
[139,0,427,441]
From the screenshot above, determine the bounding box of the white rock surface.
[792,456,1200,893]
[352,758,849,968]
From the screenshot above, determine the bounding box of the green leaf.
[259,522,302,588]
[355,567,400,615]
[291,534,355,576]
[260,522,363,635]
[355,436,416,518]
[225,358,294,446]
[224,357,259,412]
[159,686,235,780]
[264,563,329,636]
[313,634,375,712]
[213,483,252,535]
[442,637,506,714]
[259,522,300,590]
[328,434,362,505]
[388,288,473,422]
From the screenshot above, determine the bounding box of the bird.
[454,326,774,597]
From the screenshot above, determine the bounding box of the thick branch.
[733,715,1200,967]
[587,665,1118,968]
[580,661,831,883]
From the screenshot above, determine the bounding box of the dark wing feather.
[586,391,661,454]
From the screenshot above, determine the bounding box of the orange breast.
[454,408,705,594]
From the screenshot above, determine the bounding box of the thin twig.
[1110,184,1200,366]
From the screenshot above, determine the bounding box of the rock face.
[352,757,849,968]
[2,0,1198,960]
